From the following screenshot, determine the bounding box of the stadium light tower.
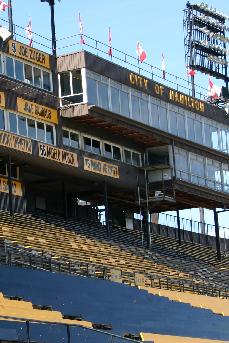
[40,0,57,58]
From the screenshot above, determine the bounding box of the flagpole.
[191,74,195,97]
[8,0,13,34]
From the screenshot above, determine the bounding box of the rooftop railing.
[0,16,211,103]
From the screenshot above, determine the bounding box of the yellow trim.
[8,40,50,69]
[17,97,58,125]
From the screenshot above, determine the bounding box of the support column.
[213,209,221,262]
[62,182,68,221]
[104,180,110,237]
[7,155,13,216]
[144,166,151,248]
[176,209,181,245]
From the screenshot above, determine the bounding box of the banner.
[8,40,50,69]
[0,177,23,197]
[0,131,32,154]
[17,97,58,124]
[38,143,78,167]
[84,157,119,179]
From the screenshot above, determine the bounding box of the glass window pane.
[87,78,98,105]
[151,103,159,128]
[113,146,121,160]
[187,117,195,141]
[18,115,27,136]
[132,152,140,166]
[169,111,177,135]
[64,95,83,104]
[24,64,33,84]
[37,122,45,142]
[104,143,112,159]
[0,109,5,130]
[0,54,2,74]
[159,106,168,131]
[6,57,14,78]
[43,71,51,91]
[131,95,140,121]
[84,137,91,152]
[9,112,17,133]
[72,70,82,94]
[70,132,79,149]
[15,60,24,81]
[177,114,186,138]
[60,72,70,96]
[111,86,120,113]
[120,90,130,117]
[28,119,36,139]
[46,124,54,145]
[141,99,149,125]
[92,139,101,155]
[124,150,132,164]
[34,67,42,88]
[0,161,6,175]
[63,130,70,146]
[11,165,17,179]
[194,120,203,144]
[98,82,109,109]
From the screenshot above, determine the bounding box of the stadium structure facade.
[0,30,228,342]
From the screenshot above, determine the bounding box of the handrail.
[0,14,211,103]
[0,314,137,342]
[2,240,228,299]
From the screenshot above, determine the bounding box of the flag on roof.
[108,27,112,57]
[187,67,196,77]
[0,1,8,12]
[162,53,166,79]
[208,78,221,99]
[136,42,146,63]
[78,13,85,45]
[25,18,33,47]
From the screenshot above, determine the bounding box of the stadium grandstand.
[0,0,228,342]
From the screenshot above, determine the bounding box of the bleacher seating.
[0,210,227,297]
[0,265,228,341]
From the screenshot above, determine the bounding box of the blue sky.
[1,0,229,230]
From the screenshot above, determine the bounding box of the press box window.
[83,136,101,155]
[60,70,83,105]
[62,130,79,149]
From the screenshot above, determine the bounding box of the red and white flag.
[208,78,221,99]
[78,13,85,45]
[0,0,8,12]
[25,18,33,47]
[187,67,196,77]
[108,26,112,57]
[162,53,166,79]
[136,42,146,63]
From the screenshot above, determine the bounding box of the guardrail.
[1,241,228,299]
[0,16,210,103]
[0,314,138,343]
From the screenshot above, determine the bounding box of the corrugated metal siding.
[57,52,86,72]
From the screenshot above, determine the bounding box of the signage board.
[38,143,78,167]
[0,131,32,154]
[84,157,119,179]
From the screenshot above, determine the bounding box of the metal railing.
[0,16,210,102]
[1,241,228,299]
[157,212,229,252]
[0,315,137,343]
